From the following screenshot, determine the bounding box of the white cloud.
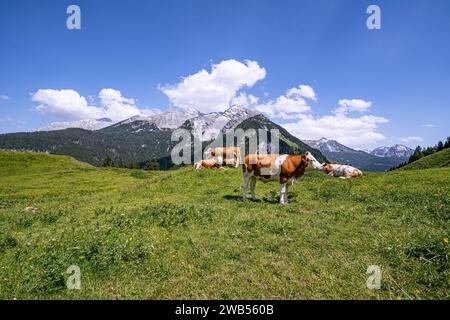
[399,136,424,143]
[283,113,388,148]
[160,59,266,113]
[287,85,317,101]
[230,92,259,108]
[32,88,160,121]
[98,88,142,120]
[260,91,388,148]
[334,99,372,115]
[0,95,10,101]
[422,124,435,128]
[254,85,313,120]
[32,89,102,120]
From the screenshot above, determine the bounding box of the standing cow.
[206,147,241,168]
[242,152,323,204]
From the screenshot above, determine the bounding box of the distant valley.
[305,138,413,172]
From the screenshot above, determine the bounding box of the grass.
[0,151,449,299]
[400,148,450,171]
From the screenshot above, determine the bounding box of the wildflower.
[443,237,449,244]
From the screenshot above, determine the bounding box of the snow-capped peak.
[38,118,114,131]
[304,137,354,153]
[186,105,261,141]
[371,144,414,158]
[36,105,260,137]
[152,108,201,129]
[115,108,201,129]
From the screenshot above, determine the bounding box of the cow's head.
[194,161,202,170]
[304,152,323,169]
[321,163,333,173]
[205,148,213,158]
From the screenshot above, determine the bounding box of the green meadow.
[0,151,448,299]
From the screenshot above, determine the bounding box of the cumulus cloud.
[98,88,143,120]
[230,92,259,108]
[283,113,388,148]
[254,85,315,120]
[334,99,372,115]
[160,59,266,113]
[254,90,388,148]
[32,88,160,121]
[286,85,317,101]
[32,89,102,120]
[399,136,424,143]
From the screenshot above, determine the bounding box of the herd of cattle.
[194,147,363,204]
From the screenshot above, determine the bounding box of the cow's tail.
[242,164,247,174]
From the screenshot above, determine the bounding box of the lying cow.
[242,152,323,204]
[206,147,241,168]
[194,158,220,170]
[321,163,363,179]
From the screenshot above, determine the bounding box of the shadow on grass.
[223,194,280,204]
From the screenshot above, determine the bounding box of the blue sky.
[0,0,449,149]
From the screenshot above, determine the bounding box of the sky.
[0,0,449,150]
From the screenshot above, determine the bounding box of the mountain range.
[304,138,413,171]
[0,106,412,171]
[0,106,326,169]
[370,145,414,158]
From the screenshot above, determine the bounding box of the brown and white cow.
[206,147,241,168]
[194,158,220,170]
[321,163,363,179]
[242,152,322,204]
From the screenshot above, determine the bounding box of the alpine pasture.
[0,151,448,299]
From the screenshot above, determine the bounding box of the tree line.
[389,136,450,170]
[101,156,160,171]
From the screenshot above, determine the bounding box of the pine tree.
[444,137,450,149]
[127,161,139,169]
[437,141,444,151]
[102,156,114,167]
[408,146,423,163]
[144,160,160,171]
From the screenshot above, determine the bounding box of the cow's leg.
[242,173,250,201]
[280,183,288,204]
[250,176,256,201]
[234,153,240,168]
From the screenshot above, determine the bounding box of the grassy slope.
[0,151,93,177]
[0,151,448,299]
[400,148,450,171]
